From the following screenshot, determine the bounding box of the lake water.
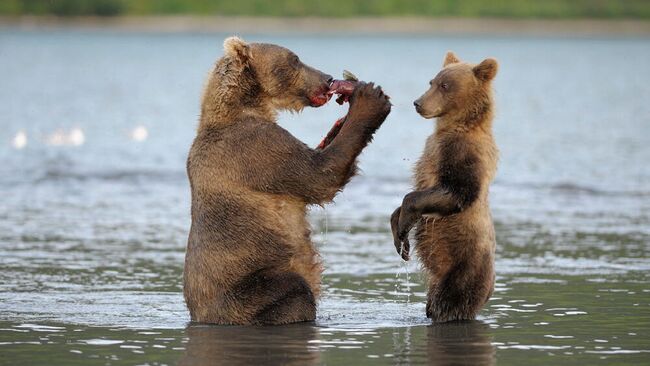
[0,29,649,365]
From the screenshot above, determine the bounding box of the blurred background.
[0,1,649,365]
[1,0,649,18]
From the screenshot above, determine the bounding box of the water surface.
[0,30,649,365]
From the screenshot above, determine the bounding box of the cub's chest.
[414,137,440,190]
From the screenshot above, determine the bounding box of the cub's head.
[223,37,333,112]
[414,51,498,121]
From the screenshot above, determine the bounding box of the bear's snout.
[414,99,424,114]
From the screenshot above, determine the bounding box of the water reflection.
[178,321,495,365]
[426,321,495,366]
[179,323,320,366]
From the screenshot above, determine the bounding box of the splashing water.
[394,261,401,297]
[394,240,412,304]
[402,241,411,304]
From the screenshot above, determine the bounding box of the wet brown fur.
[393,52,498,322]
[184,37,391,325]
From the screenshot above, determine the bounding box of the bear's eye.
[440,83,450,91]
[290,54,300,65]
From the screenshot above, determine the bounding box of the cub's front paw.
[397,191,422,242]
[391,206,410,261]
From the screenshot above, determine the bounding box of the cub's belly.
[415,205,494,276]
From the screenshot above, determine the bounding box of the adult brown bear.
[184,37,391,325]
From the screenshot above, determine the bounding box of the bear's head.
[414,52,497,122]
[222,36,333,112]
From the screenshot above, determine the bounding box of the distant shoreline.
[1,16,649,36]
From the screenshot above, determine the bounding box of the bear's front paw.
[349,82,392,125]
[391,206,410,261]
[396,191,421,243]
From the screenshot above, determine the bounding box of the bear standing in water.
[184,37,391,325]
[391,52,498,322]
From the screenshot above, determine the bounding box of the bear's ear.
[473,58,498,82]
[223,36,251,63]
[443,51,460,67]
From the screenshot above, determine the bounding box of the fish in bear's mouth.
[309,70,358,107]
[308,80,355,107]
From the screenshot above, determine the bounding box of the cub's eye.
[290,54,300,65]
[429,80,434,86]
[440,83,450,90]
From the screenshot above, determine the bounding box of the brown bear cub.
[390,51,498,322]
[184,37,391,325]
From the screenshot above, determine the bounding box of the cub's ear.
[473,58,498,82]
[223,36,251,63]
[443,51,460,67]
